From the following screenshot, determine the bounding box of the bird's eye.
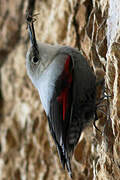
[32,56,39,64]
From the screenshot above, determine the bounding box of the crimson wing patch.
[57,56,73,121]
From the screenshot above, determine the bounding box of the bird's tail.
[57,145,73,178]
[65,153,72,178]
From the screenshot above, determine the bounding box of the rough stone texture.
[0,0,120,179]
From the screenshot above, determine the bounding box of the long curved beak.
[28,21,39,55]
[28,22,37,46]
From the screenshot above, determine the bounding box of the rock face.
[0,0,120,179]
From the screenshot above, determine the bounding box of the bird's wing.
[48,55,73,171]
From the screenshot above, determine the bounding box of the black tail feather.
[66,155,72,178]
[57,145,73,178]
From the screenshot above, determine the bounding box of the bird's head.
[26,18,61,87]
[26,21,43,84]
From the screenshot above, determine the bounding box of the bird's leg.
[96,80,111,106]
[93,110,102,134]
[96,94,111,106]
[93,120,102,134]
[94,85,111,134]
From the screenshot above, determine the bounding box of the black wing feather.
[48,56,73,174]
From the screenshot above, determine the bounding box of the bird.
[26,18,96,178]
